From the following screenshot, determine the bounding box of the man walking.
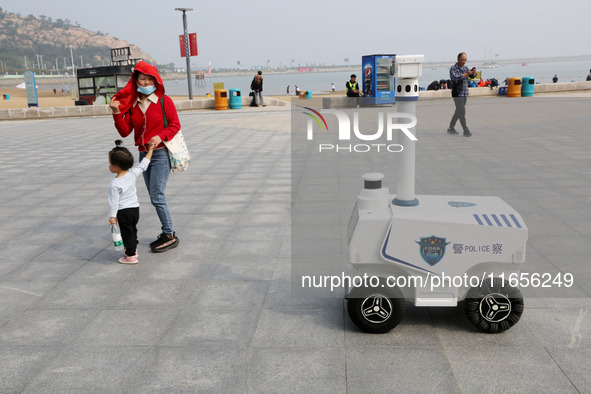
[448,52,477,137]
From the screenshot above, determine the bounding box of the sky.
[2,0,590,69]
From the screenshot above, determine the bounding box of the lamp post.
[175,8,194,100]
[70,45,76,80]
[0,60,5,73]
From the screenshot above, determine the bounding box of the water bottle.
[111,223,124,251]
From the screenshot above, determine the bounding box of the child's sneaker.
[119,254,139,264]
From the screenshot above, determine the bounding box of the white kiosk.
[346,55,528,334]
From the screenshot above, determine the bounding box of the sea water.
[163,59,591,96]
[33,59,590,96]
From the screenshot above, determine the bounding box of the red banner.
[179,33,198,57]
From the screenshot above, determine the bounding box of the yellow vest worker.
[346,74,361,97]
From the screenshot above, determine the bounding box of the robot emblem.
[416,236,451,266]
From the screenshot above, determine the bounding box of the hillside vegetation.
[0,7,158,73]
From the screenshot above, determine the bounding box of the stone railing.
[0,96,289,121]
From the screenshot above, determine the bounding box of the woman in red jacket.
[109,61,180,252]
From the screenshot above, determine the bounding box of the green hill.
[0,7,158,73]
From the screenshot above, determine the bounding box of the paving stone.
[160,309,259,348]
[128,345,247,393]
[346,346,461,393]
[0,346,62,393]
[22,346,155,393]
[444,347,577,393]
[184,279,268,310]
[72,309,179,346]
[252,307,344,348]
[240,347,346,393]
[0,309,99,346]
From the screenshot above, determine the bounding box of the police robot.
[346,55,527,334]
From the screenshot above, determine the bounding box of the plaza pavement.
[0,96,590,393]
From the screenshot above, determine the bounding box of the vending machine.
[362,54,396,105]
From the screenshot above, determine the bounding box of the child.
[108,140,154,264]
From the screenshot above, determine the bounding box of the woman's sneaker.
[150,232,179,253]
[119,254,139,264]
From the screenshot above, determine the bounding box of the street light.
[70,45,76,80]
[175,8,194,100]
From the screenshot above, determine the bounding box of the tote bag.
[161,97,190,173]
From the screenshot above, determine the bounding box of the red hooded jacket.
[112,61,180,152]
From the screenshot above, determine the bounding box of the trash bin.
[2,94,9,100]
[521,77,535,97]
[305,91,313,99]
[214,89,228,110]
[229,89,242,109]
[298,90,306,99]
[507,78,521,97]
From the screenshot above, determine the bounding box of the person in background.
[427,80,440,91]
[295,85,300,96]
[448,52,477,137]
[552,74,558,83]
[251,71,264,106]
[286,85,290,95]
[346,74,362,97]
[586,69,591,81]
[331,82,336,92]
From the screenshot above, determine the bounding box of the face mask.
[137,85,156,95]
